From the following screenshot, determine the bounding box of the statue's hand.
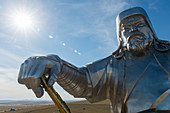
[18,55,61,98]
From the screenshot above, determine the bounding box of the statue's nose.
[129,25,137,32]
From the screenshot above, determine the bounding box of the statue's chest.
[124,55,170,112]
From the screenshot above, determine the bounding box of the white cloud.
[0,67,30,100]
[148,0,158,10]
[62,0,128,54]
[44,0,129,57]
[0,48,24,70]
[0,48,24,63]
[91,0,129,53]
[99,0,129,16]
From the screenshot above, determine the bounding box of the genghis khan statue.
[18,7,170,113]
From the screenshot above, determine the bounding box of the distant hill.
[0,100,53,105]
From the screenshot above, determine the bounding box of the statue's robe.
[85,47,170,113]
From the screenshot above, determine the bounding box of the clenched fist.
[18,55,61,98]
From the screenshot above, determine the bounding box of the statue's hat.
[116,7,155,43]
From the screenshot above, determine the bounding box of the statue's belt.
[137,88,170,113]
[150,88,170,109]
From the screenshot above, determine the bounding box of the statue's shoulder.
[86,55,112,66]
[165,49,170,60]
[159,47,170,57]
[167,48,170,55]
[84,55,112,71]
[155,47,170,71]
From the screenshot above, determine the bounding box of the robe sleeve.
[84,56,112,103]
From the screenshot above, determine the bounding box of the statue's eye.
[122,25,130,31]
[136,23,144,27]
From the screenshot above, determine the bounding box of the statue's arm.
[18,54,112,100]
[18,55,92,98]
[51,55,112,99]
[56,59,92,97]
[83,56,113,102]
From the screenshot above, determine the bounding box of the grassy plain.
[1,100,110,113]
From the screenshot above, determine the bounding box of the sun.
[9,9,36,32]
[12,11,34,31]
[13,12,33,29]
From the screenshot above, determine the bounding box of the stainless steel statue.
[18,7,170,113]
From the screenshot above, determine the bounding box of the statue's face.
[121,15,153,51]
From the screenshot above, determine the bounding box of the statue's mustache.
[127,32,146,43]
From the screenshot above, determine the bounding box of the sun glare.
[9,8,37,33]
[13,13,33,29]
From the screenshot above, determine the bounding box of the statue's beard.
[126,34,149,51]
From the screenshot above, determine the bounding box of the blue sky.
[0,0,170,101]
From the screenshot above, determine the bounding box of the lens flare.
[49,35,53,39]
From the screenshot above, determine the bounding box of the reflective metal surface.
[18,7,170,113]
